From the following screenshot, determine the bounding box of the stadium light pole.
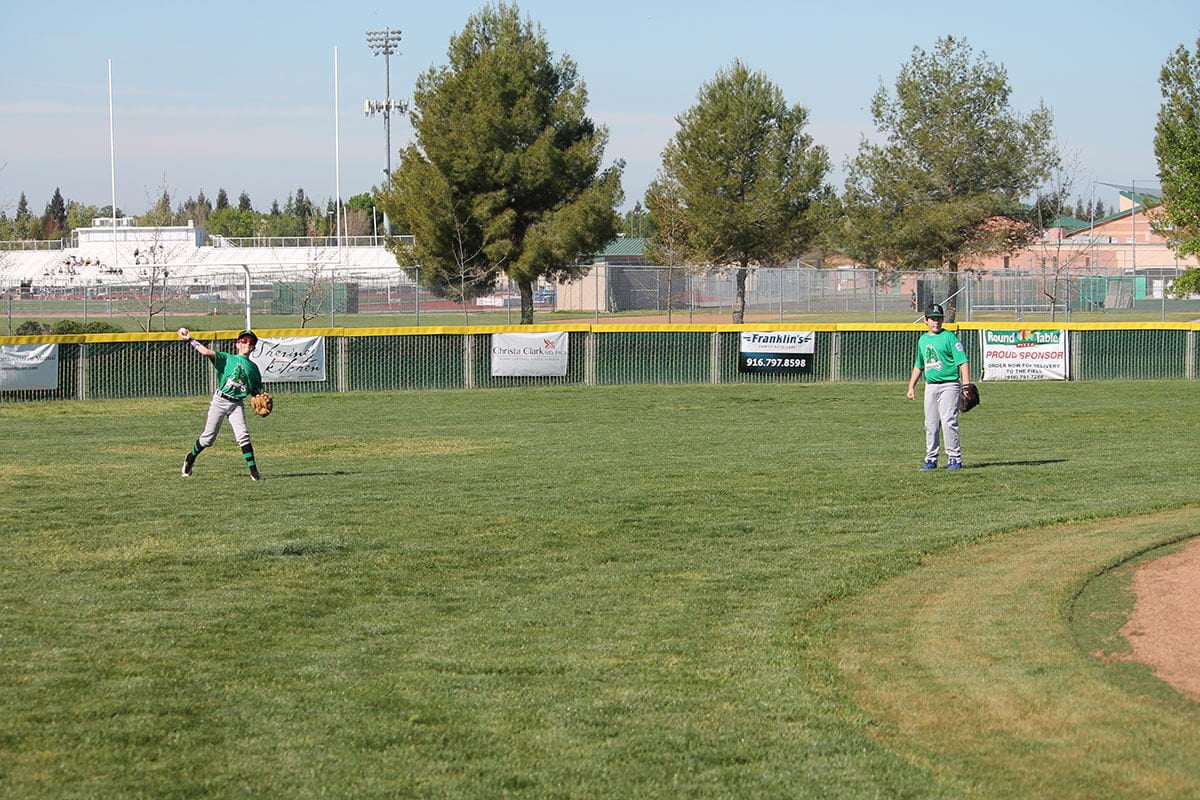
[1097,179,1159,274]
[365,27,407,235]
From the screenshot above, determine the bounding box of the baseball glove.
[959,382,981,413]
[251,392,273,417]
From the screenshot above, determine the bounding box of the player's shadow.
[265,471,353,478]
[969,459,1067,469]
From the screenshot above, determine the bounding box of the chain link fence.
[2,324,1198,404]
[575,264,1200,322]
[4,263,1200,333]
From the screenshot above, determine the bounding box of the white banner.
[0,344,59,390]
[491,332,569,376]
[251,336,327,383]
[980,329,1069,381]
[738,331,816,374]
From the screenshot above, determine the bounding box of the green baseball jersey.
[914,329,968,383]
[212,352,263,399]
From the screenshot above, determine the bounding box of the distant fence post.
[830,332,841,383]
[710,332,721,384]
[463,334,475,390]
[1070,331,1082,380]
[585,331,596,386]
[337,336,348,392]
[1189,331,1196,380]
[78,343,88,400]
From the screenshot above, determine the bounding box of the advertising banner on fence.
[738,331,816,374]
[491,332,570,376]
[980,329,1069,380]
[251,336,326,383]
[0,344,59,390]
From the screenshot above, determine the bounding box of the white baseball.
[178,327,191,339]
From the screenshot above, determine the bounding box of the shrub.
[80,321,124,334]
[51,320,84,334]
[46,320,121,334]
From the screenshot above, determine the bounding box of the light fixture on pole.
[365,27,408,235]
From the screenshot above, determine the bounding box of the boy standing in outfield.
[178,327,265,481]
[906,304,971,471]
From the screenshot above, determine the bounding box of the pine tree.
[15,192,39,239]
[377,2,622,323]
[43,188,67,238]
[646,60,829,323]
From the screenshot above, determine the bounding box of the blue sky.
[1,0,1196,217]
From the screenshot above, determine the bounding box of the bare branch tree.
[296,262,332,328]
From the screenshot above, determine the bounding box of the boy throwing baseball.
[178,327,265,480]
[906,304,971,471]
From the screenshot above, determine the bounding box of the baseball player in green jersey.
[906,304,971,471]
[178,328,265,480]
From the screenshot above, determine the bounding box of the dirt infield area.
[1121,537,1200,701]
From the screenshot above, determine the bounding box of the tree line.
[0,186,386,242]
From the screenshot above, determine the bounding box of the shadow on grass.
[259,471,354,479]
[969,459,1067,469]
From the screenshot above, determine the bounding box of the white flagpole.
[108,59,118,267]
[334,46,342,256]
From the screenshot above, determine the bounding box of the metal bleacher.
[1,221,411,293]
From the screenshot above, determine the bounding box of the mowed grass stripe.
[832,508,1200,799]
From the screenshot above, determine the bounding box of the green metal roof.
[596,236,648,258]
[1048,215,1089,232]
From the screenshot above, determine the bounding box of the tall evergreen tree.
[376,2,623,323]
[196,190,212,219]
[292,188,313,222]
[215,188,230,210]
[645,60,829,323]
[15,192,39,239]
[238,191,254,212]
[43,188,67,238]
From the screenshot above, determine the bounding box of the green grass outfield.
[1,381,1197,798]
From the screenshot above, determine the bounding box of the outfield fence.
[1,322,1198,403]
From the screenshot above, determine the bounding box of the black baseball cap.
[924,304,945,318]
[237,330,259,344]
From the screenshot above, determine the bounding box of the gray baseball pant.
[924,381,962,461]
[198,394,252,448]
